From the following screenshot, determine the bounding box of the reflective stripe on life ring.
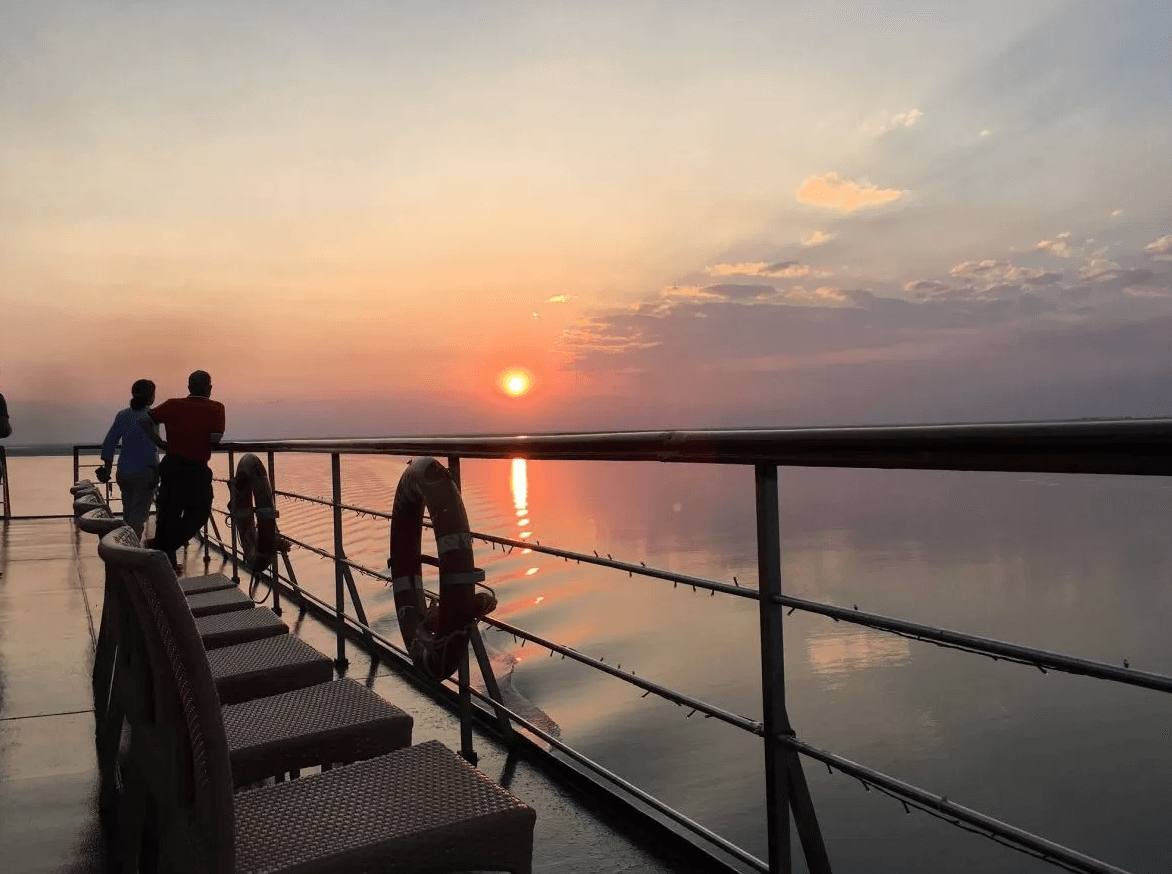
[388,456,494,680]
[229,453,279,572]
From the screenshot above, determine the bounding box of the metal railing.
[0,445,10,519]
[72,417,1172,874]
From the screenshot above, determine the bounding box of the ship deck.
[0,517,686,874]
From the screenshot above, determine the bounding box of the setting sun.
[500,368,534,398]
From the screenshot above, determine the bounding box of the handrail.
[216,417,1172,475]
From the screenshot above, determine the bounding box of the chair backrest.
[73,491,105,517]
[99,526,235,873]
[79,506,124,536]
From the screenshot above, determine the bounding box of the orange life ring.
[389,457,495,680]
[229,453,279,572]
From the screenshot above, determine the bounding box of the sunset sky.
[2,1,1170,442]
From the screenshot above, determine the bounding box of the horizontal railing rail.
[217,417,1172,475]
[225,479,1172,696]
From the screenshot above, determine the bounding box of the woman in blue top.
[99,379,160,536]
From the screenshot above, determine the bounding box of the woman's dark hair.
[130,379,155,410]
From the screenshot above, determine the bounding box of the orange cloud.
[800,230,833,247]
[1145,233,1172,259]
[547,294,569,302]
[779,285,848,306]
[795,173,903,213]
[1035,234,1077,258]
[706,261,818,279]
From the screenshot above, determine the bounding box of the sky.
[2,0,1170,442]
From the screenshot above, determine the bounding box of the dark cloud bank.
[555,254,1172,430]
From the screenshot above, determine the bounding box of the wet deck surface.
[0,518,689,873]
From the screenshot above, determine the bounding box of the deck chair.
[73,491,106,517]
[79,506,124,536]
[180,573,237,594]
[95,526,414,786]
[89,526,290,722]
[98,526,534,873]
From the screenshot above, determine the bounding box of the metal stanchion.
[268,449,280,615]
[331,452,347,669]
[228,451,239,582]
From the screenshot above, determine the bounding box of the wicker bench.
[98,526,535,873]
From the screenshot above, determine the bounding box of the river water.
[9,452,1172,873]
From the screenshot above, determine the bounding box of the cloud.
[1146,234,1172,260]
[860,108,923,134]
[795,173,904,213]
[547,294,569,303]
[950,259,1005,277]
[1079,257,1119,281]
[659,284,724,302]
[800,230,834,248]
[949,260,1063,289]
[694,283,779,303]
[1035,235,1077,258]
[904,279,951,297]
[779,285,849,306]
[980,129,991,137]
[557,318,661,358]
[556,256,1172,430]
[705,261,819,279]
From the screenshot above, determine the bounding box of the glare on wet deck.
[0,518,693,874]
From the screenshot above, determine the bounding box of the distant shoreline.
[2,445,76,457]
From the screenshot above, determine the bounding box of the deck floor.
[0,518,690,873]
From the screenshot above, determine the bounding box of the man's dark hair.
[188,370,212,396]
[130,379,155,411]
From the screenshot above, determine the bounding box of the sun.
[499,368,533,398]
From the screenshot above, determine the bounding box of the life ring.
[389,457,495,680]
[229,453,279,572]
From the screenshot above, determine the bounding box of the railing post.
[0,445,10,519]
[202,453,212,565]
[268,449,280,616]
[447,455,476,762]
[73,445,80,485]
[331,452,348,669]
[756,463,791,874]
[228,451,239,582]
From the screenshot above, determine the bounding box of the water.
[9,452,1172,873]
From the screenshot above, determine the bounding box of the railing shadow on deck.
[72,417,1172,874]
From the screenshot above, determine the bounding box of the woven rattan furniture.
[79,506,124,536]
[196,607,289,649]
[233,739,535,874]
[223,677,413,787]
[208,633,335,705]
[96,527,414,791]
[187,586,256,617]
[73,491,106,517]
[97,526,535,874]
[180,573,237,594]
[71,479,99,495]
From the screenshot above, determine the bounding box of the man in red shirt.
[141,370,225,571]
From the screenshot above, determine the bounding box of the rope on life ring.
[228,453,279,572]
[388,457,496,681]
